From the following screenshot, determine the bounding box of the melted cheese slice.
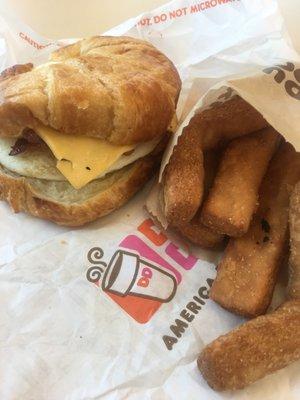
[35,125,134,189]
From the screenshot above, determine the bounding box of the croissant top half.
[0,36,181,145]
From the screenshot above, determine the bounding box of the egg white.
[0,137,160,181]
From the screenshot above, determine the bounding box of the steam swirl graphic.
[86,265,104,283]
[86,247,107,283]
[87,247,105,264]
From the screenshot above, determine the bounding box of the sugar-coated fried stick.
[163,126,204,226]
[201,127,280,237]
[200,97,268,151]
[202,149,223,198]
[198,300,300,391]
[176,150,224,248]
[210,142,300,317]
[163,96,268,226]
[176,220,224,248]
[288,182,300,299]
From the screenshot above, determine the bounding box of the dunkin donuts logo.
[263,62,300,101]
[86,218,199,323]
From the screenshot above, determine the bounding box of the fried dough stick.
[210,142,300,317]
[176,150,224,248]
[201,127,280,237]
[176,214,224,249]
[288,182,300,299]
[163,96,268,226]
[163,124,203,226]
[198,300,300,391]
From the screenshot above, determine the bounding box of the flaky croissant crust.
[0,36,181,145]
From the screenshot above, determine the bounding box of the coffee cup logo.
[86,248,177,303]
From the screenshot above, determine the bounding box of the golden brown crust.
[288,182,300,299]
[201,128,280,237]
[210,142,300,317]
[193,95,268,150]
[163,126,204,225]
[0,36,181,144]
[174,149,224,248]
[175,218,224,249]
[198,300,300,391]
[0,152,161,226]
[163,96,268,226]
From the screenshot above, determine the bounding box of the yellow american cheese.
[35,125,134,189]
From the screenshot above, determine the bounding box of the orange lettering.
[137,277,149,288]
[169,10,176,19]
[19,32,46,50]
[190,5,199,13]
[138,219,167,246]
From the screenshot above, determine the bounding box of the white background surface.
[0,1,299,400]
[1,0,300,51]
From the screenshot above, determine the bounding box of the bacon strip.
[9,138,29,156]
[22,128,43,144]
[0,63,33,81]
[9,128,44,156]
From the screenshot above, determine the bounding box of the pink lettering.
[120,235,182,283]
[142,267,153,279]
[165,243,197,270]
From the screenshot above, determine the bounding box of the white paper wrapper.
[0,1,299,399]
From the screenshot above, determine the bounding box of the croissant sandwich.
[0,36,181,226]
